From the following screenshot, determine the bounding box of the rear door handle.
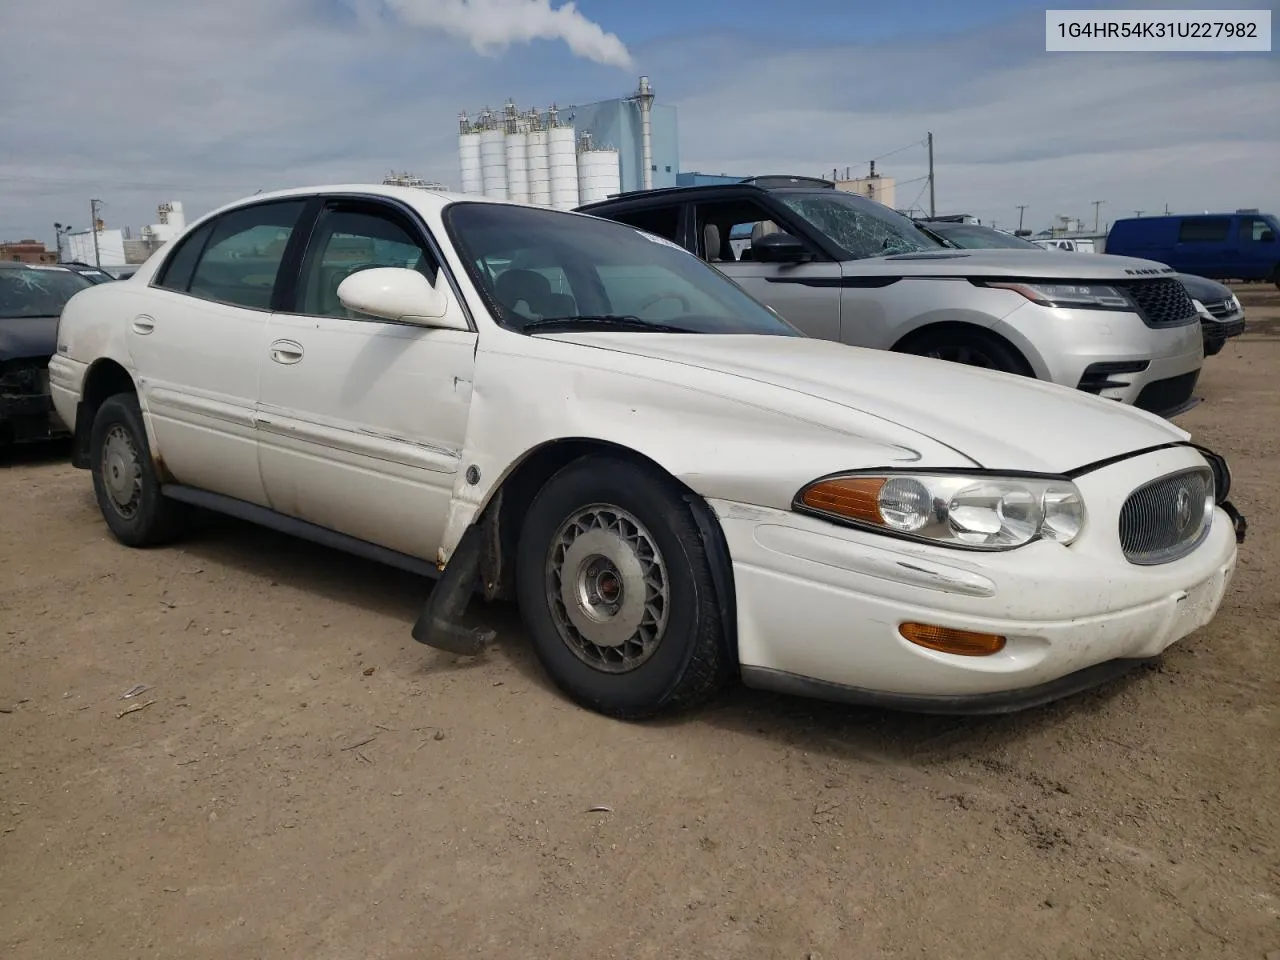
[270,339,304,364]
[131,315,155,335]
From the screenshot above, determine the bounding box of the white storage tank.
[478,108,508,200]
[547,106,579,211]
[577,142,621,205]
[503,103,530,204]
[526,109,551,208]
[458,113,483,196]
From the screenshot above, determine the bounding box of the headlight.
[1191,298,1213,320]
[794,473,1085,550]
[984,280,1133,311]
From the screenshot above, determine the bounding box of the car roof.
[0,260,75,271]
[200,183,509,221]
[575,177,837,211]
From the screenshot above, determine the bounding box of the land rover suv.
[577,179,1205,417]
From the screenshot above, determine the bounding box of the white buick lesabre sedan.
[49,185,1246,719]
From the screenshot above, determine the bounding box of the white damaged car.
[49,185,1247,718]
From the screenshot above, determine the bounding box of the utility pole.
[1164,203,1171,215]
[89,198,103,267]
[1091,199,1104,233]
[927,132,935,217]
[1133,210,1144,218]
[1016,204,1028,232]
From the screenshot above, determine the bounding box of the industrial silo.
[458,112,483,196]
[547,105,579,211]
[477,107,508,200]
[503,101,530,204]
[576,132,621,205]
[526,108,551,208]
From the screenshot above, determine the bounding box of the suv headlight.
[983,280,1133,311]
[794,473,1085,549]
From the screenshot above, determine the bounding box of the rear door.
[131,198,309,505]
[255,195,475,560]
[1237,215,1279,280]
[1174,216,1233,277]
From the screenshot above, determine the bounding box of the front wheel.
[89,393,192,547]
[515,455,732,719]
[897,329,1032,376]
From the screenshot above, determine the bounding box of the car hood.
[0,315,58,362]
[848,248,1177,281]
[545,333,1189,474]
[1175,272,1234,303]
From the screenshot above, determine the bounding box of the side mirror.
[336,267,465,329]
[751,231,812,263]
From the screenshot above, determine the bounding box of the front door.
[255,198,476,560]
[128,198,309,506]
[690,198,843,343]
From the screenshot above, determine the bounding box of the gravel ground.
[2,289,1278,959]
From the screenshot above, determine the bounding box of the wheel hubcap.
[546,504,669,673]
[101,424,142,518]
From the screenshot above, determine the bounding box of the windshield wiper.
[520,314,694,334]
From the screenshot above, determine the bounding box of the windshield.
[929,224,1042,250]
[443,202,800,336]
[0,266,91,319]
[773,191,942,259]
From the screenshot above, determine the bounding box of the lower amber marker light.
[899,622,1007,657]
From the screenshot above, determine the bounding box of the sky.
[1,0,1277,245]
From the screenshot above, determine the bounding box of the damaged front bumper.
[1,362,69,444]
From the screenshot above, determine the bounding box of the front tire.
[897,328,1031,376]
[515,455,732,719]
[89,394,191,547]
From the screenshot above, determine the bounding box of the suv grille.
[1116,278,1197,327]
[1119,467,1213,565]
[1202,297,1236,319]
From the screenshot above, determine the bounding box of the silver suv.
[577,179,1205,417]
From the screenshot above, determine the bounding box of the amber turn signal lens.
[800,477,886,524]
[899,622,1006,657]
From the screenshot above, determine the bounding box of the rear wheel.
[515,455,732,719]
[89,394,191,547]
[897,328,1032,376]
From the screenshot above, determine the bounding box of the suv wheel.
[898,329,1031,376]
[89,394,192,547]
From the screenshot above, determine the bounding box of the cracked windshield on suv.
[777,191,942,258]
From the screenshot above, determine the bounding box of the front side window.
[295,204,436,318]
[775,192,940,259]
[444,202,798,337]
[692,198,787,263]
[1178,218,1230,243]
[1239,216,1277,242]
[186,200,307,310]
[0,266,90,319]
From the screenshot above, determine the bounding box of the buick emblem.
[1174,487,1193,533]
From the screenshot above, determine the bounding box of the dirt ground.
[3,288,1278,960]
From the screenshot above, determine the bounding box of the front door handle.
[131,315,155,335]
[269,339,304,365]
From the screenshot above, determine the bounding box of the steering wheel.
[634,291,691,314]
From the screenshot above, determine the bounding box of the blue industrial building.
[561,81,680,195]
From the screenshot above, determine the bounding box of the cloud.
[381,0,632,68]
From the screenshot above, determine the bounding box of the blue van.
[1105,212,1280,287]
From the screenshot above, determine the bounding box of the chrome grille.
[1203,297,1235,319]
[1119,467,1214,565]
[1115,278,1198,328]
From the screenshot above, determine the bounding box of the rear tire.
[89,394,191,547]
[515,455,732,719]
[897,328,1032,376]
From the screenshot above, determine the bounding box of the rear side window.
[154,221,214,292]
[185,200,307,310]
[603,205,682,243]
[1178,218,1230,242]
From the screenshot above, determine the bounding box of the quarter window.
[1177,218,1230,243]
[295,205,436,318]
[186,200,307,310]
[154,221,214,292]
